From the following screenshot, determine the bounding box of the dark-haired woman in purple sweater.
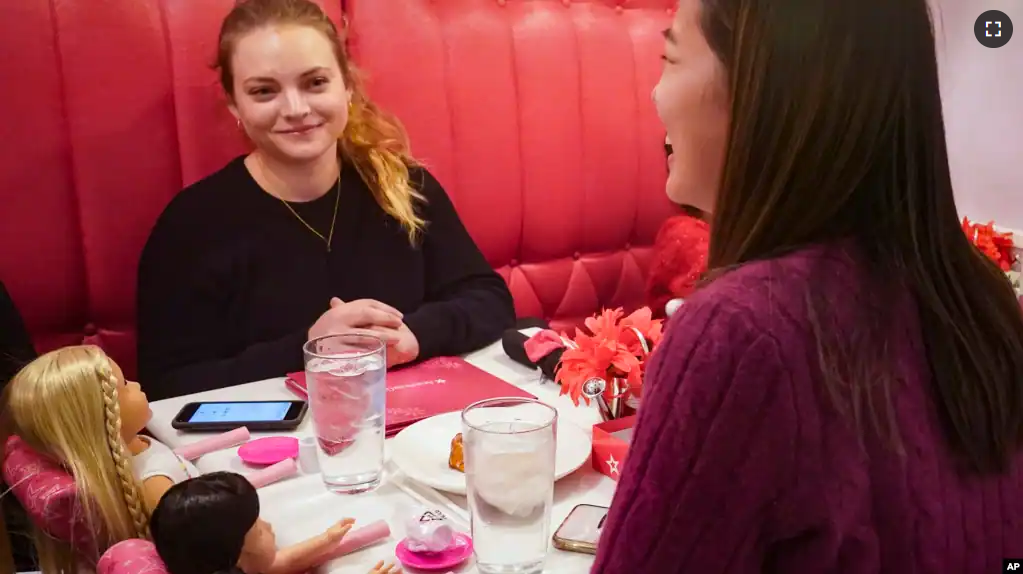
[592,0,1023,572]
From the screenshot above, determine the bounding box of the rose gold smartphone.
[552,504,609,555]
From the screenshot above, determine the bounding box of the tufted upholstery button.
[562,0,570,5]
[83,323,98,336]
[497,0,506,5]
[573,251,581,260]
[509,258,518,267]
[624,242,632,250]
[616,5,624,13]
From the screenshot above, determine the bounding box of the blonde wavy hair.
[216,0,427,243]
[7,346,149,572]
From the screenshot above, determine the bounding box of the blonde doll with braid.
[6,345,196,570]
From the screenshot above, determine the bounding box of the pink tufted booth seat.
[1,436,101,563]
[0,0,677,379]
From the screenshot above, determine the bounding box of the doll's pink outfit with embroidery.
[1,435,101,561]
[98,539,169,574]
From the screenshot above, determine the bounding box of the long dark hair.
[150,472,260,574]
[699,0,1023,474]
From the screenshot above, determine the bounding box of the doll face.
[111,360,152,441]
[238,518,277,573]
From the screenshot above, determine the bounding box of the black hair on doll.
[150,471,259,574]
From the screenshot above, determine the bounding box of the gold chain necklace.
[277,175,341,252]
[256,155,342,252]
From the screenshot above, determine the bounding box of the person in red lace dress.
[647,206,709,316]
[646,137,710,316]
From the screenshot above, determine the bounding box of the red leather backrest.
[0,0,186,377]
[0,0,675,378]
[346,0,678,328]
[0,0,340,378]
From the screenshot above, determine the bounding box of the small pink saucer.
[237,437,299,466]
[394,532,473,571]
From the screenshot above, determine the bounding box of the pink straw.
[247,458,298,489]
[322,520,391,560]
[173,427,251,461]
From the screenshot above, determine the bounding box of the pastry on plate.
[448,433,465,472]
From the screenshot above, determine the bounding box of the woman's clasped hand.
[308,297,420,367]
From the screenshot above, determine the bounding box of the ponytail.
[341,93,427,245]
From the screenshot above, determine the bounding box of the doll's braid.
[99,363,151,539]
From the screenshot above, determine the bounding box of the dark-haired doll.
[151,472,399,574]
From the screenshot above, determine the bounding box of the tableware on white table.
[463,398,557,574]
[395,532,473,571]
[387,463,471,527]
[389,408,592,496]
[304,332,387,493]
[146,331,612,573]
[401,505,457,553]
[238,436,299,465]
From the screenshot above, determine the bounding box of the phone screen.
[188,401,293,423]
[554,504,609,553]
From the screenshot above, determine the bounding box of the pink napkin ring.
[523,329,566,362]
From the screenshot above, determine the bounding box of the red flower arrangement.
[553,307,663,409]
[963,217,1016,271]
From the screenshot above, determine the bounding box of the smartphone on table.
[171,400,307,432]
[552,503,609,555]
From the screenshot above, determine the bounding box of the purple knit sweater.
[592,245,1023,573]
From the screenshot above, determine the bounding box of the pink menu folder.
[286,356,535,436]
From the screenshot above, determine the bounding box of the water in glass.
[463,400,556,574]
[304,335,386,493]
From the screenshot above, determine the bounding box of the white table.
[147,335,616,573]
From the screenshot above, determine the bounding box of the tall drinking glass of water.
[462,398,557,574]
[303,332,386,494]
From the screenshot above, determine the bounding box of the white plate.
[389,411,592,495]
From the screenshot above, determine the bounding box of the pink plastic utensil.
[237,436,299,466]
[247,458,298,489]
[322,521,391,560]
[395,532,473,571]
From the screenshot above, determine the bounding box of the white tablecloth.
[147,335,615,573]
